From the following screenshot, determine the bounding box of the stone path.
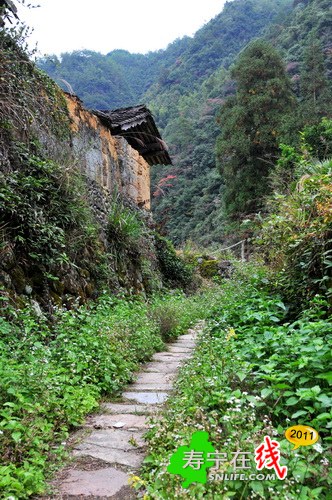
[48,327,199,499]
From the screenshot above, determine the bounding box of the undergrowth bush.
[149,302,182,342]
[301,117,332,161]
[259,155,332,310]
[155,233,194,289]
[149,291,211,342]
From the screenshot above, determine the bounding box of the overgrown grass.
[138,265,332,499]
[107,194,145,250]
[3,262,331,499]
[0,287,222,498]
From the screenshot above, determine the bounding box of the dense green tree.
[216,40,296,218]
[300,32,332,122]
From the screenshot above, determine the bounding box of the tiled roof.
[93,105,172,166]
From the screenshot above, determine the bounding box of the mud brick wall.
[65,94,151,210]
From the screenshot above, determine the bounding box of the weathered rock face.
[65,95,151,210]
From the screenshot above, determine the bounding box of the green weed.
[0,288,218,498]
[140,267,332,499]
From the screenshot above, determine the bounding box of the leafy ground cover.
[138,265,332,499]
[0,288,222,498]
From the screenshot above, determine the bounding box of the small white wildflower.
[313,443,323,453]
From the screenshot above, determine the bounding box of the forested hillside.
[38,0,332,245]
[38,0,295,244]
[149,0,332,243]
[38,47,177,110]
[38,0,291,110]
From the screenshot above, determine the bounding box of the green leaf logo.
[167,431,215,488]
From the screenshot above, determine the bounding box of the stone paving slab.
[144,362,181,373]
[167,345,193,352]
[129,383,173,391]
[154,351,190,358]
[73,444,145,468]
[101,403,154,415]
[173,340,196,347]
[83,428,146,451]
[122,391,169,404]
[59,468,131,497]
[165,340,196,346]
[86,414,148,430]
[179,333,197,339]
[54,325,202,499]
[152,353,191,362]
[134,372,175,384]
